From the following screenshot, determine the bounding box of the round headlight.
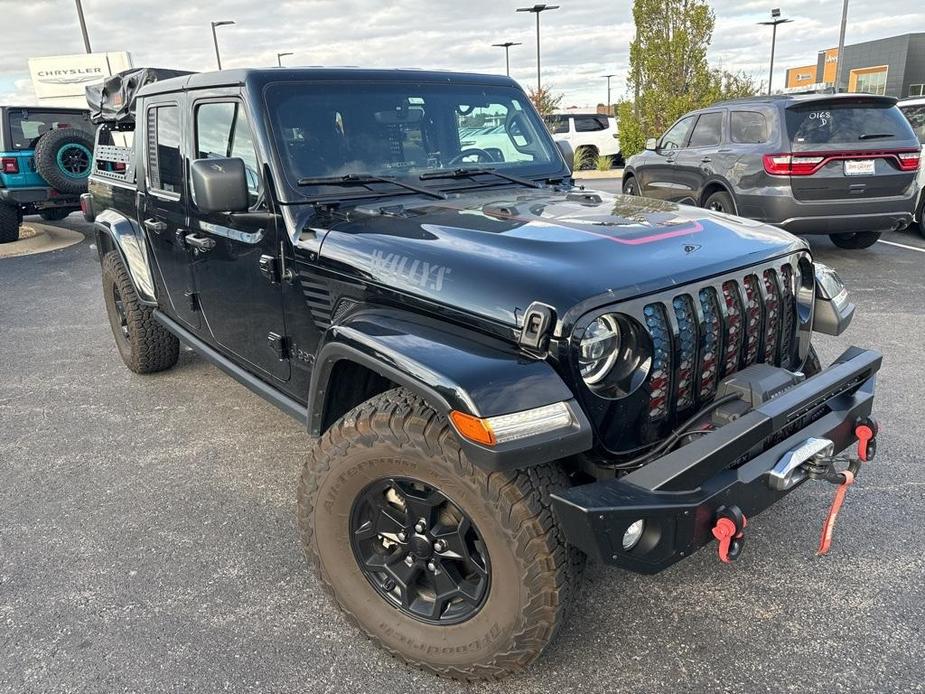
[622,519,645,551]
[578,314,621,385]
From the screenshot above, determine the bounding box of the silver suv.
[623,94,921,249]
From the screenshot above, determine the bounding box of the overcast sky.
[1,0,923,107]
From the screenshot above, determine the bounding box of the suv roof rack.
[86,67,196,129]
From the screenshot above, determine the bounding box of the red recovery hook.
[712,506,747,563]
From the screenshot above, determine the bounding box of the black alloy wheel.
[111,285,130,340]
[349,476,490,625]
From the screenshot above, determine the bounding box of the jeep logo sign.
[28,51,133,104]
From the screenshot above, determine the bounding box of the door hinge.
[184,291,200,312]
[267,332,290,360]
[259,254,280,284]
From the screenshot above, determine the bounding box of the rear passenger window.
[730,111,769,144]
[147,105,182,195]
[688,112,723,147]
[574,116,608,132]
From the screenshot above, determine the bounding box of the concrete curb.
[0,223,84,259]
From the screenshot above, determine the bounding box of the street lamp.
[210,20,235,70]
[758,9,793,95]
[835,0,849,91]
[492,42,522,77]
[74,0,91,54]
[277,52,294,67]
[516,4,559,93]
[602,73,616,114]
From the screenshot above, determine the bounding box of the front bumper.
[551,347,880,574]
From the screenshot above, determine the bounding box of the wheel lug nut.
[414,519,427,533]
[434,540,445,552]
[426,561,436,572]
[382,578,395,591]
[397,532,406,542]
[404,555,414,566]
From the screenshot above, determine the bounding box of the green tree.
[528,85,564,116]
[618,0,759,157]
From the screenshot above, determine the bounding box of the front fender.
[309,309,593,471]
[94,209,157,304]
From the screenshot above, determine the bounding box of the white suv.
[544,112,621,168]
[899,96,925,237]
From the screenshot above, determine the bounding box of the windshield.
[6,109,94,150]
[900,104,925,144]
[786,102,915,146]
[265,82,560,194]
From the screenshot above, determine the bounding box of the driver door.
[640,115,695,201]
[187,97,290,382]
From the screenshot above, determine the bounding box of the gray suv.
[623,94,921,249]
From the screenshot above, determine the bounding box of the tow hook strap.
[816,470,854,556]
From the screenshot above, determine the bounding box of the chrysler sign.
[28,52,133,105]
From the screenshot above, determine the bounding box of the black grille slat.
[779,264,797,368]
[671,295,698,410]
[741,275,763,367]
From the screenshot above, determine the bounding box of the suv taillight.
[763,154,825,176]
[1,157,18,174]
[897,151,921,171]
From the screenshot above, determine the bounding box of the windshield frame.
[261,78,570,202]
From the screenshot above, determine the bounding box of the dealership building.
[27,52,133,108]
[785,32,925,98]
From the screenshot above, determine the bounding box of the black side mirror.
[190,158,250,213]
[556,140,575,171]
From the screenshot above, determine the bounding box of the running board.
[154,310,307,426]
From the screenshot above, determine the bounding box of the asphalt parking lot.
[2,205,924,693]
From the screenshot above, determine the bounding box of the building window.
[909,84,925,97]
[848,66,888,96]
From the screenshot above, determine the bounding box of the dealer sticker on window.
[844,159,876,176]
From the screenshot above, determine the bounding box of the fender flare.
[308,309,593,471]
[94,208,157,305]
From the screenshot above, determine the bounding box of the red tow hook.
[855,417,878,462]
[712,505,747,563]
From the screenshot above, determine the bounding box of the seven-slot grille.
[643,260,800,421]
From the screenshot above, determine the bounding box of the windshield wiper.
[419,167,542,189]
[296,173,446,200]
[858,133,895,140]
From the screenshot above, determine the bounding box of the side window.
[544,115,569,134]
[147,105,183,195]
[730,111,769,144]
[659,115,695,151]
[195,102,262,207]
[574,116,608,132]
[688,112,724,147]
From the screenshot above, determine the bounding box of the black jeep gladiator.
[84,67,881,680]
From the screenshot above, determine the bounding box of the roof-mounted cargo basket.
[86,68,194,129]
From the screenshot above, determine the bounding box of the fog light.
[622,519,645,551]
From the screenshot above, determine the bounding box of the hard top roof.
[1,105,89,112]
[712,92,898,108]
[138,66,518,97]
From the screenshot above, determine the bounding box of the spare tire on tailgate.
[33,128,94,195]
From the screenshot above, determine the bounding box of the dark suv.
[623,94,921,249]
[85,67,880,679]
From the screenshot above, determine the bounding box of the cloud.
[0,0,922,107]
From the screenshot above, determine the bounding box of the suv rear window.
[786,102,915,146]
[688,112,723,147]
[574,116,609,132]
[6,109,93,150]
[730,111,768,144]
[900,104,925,144]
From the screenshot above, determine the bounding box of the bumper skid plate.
[551,347,881,574]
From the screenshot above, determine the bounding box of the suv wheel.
[704,190,736,215]
[829,231,881,250]
[622,176,638,196]
[101,250,179,373]
[0,203,21,244]
[298,388,583,680]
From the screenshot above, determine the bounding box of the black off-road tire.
[101,250,179,374]
[703,190,736,215]
[829,231,881,249]
[297,388,584,680]
[39,208,72,222]
[33,127,94,195]
[0,203,20,243]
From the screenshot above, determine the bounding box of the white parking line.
[877,239,925,253]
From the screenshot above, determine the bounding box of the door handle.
[143,218,167,235]
[701,156,712,163]
[184,233,216,252]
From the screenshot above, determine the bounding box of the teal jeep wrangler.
[0,106,95,242]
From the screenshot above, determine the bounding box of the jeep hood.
[309,188,807,330]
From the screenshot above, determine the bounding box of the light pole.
[277,52,294,67]
[602,73,616,114]
[759,9,793,95]
[74,0,91,54]
[516,4,559,93]
[492,42,522,77]
[835,0,849,91]
[210,20,235,70]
